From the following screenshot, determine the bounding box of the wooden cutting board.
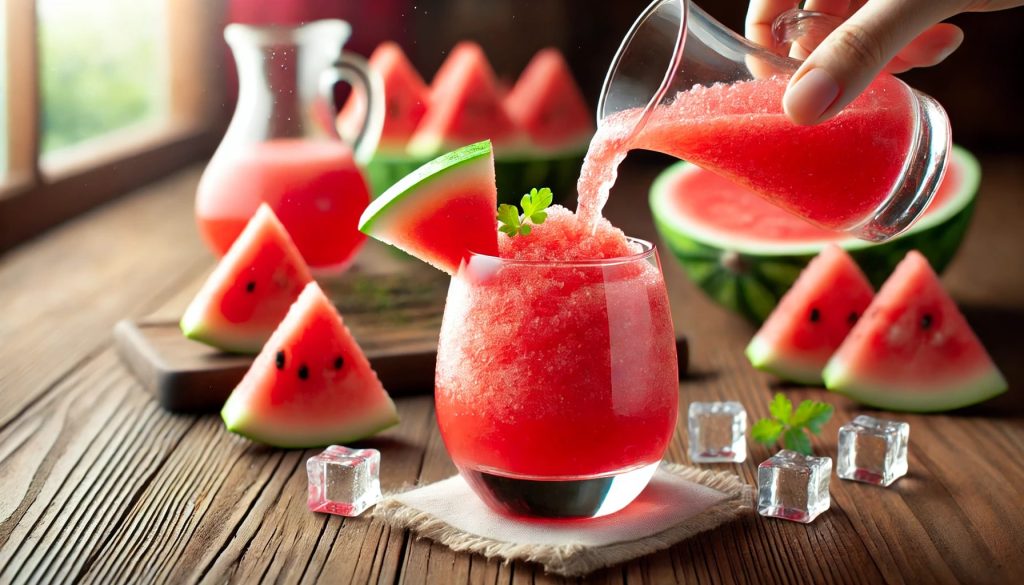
[116,259,689,413]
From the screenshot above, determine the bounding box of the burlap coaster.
[373,462,752,577]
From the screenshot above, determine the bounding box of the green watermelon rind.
[364,147,586,206]
[222,404,399,449]
[745,334,825,386]
[822,360,1008,413]
[359,140,493,234]
[649,146,981,323]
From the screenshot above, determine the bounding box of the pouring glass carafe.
[587,1,949,242]
[196,19,383,273]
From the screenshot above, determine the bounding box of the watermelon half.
[358,140,499,275]
[649,146,980,322]
[181,204,313,354]
[746,245,875,385]
[823,251,1007,412]
[221,282,399,447]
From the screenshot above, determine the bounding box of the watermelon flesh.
[337,42,429,155]
[409,42,526,157]
[747,245,874,384]
[824,251,1007,412]
[181,204,313,354]
[221,282,399,447]
[504,48,594,154]
[359,141,499,275]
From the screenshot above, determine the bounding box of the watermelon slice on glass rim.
[358,140,498,275]
[221,282,399,448]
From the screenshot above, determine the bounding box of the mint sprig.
[497,187,553,237]
[751,393,833,455]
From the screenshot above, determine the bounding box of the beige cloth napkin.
[373,462,752,577]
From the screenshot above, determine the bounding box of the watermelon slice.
[823,251,1007,412]
[359,140,498,275]
[649,146,980,322]
[409,42,527,158]
[337,41,429,156]
[181,204,313,354]
[221,282,399,447]
[504,48,594,154]
[746,246,875,384]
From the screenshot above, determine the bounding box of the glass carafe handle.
[321,51,384,166]
[771,8,843,54]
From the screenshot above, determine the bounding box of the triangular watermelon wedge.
[504,48,594,154]
[221,282,399,447]
[337,42,429,155]
[181,204,313,354]
[358,140,498,275]
[824,251,1007,412]
[746,245,874,384]
[409,42,526,157]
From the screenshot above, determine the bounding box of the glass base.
[458,462,659,519]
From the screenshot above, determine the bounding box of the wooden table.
[2,155,1022,584]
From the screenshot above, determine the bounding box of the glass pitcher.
[196,19,383,273]
[583,1,949,242]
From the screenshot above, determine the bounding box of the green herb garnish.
[751,393,834,455]
[497,187,553,237]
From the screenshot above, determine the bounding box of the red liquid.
[435,209,678,478]
[578,75,916,231]
[196,139,370,272]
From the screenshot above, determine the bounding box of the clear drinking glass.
[195,20,384,273]
[597,1,950,242]
[434,238,679,518]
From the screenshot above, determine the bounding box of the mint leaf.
[792,400,834,434]
[751,419,784,445]
[769,393,792,423]
[497,204,521,238]
[751,394,834,455]
[783,427,812,454]
[497,187,553,237]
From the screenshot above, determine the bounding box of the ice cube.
[688,401,747,463]
[757,450,831,523]
[837,415,909,486]
[307,445,381,516]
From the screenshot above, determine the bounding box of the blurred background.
[1,0,1022,250]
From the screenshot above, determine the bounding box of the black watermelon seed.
[334,356,344,370]
[298,364,309,380]
[245,281,256,293]
[921,313,933,330]
[809,308,821,323]
[848,311,859,325]
[275,351,285,370]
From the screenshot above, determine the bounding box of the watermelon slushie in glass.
[434,207,679,518]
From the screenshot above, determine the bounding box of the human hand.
[746,0,1024,125]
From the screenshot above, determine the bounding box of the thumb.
[783,0,957,125]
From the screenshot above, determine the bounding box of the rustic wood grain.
[1,157,1023,584]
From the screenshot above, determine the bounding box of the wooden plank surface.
[1,156,1022,584]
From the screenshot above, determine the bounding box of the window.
[38,0,167,156]
[0,0,227,251]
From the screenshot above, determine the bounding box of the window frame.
[0,0,228,251]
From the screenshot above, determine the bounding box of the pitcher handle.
[321,51,384,166]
